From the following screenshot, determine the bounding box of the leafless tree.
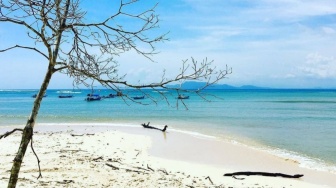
[0,0,231,187]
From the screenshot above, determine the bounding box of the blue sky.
[1,0,336,89]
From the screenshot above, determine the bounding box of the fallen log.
[224,172,303,178]
[141,122,168,132]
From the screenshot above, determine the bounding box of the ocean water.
[0,89,336,173]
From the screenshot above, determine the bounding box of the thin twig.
[147,164,155,172]
[70,134,84,137]
[205,176,214,184]
[92,156,103,162]
[0,129,23,139]
[105,163,119,170]
[56,180,75,184]
[136,151,141,157]
[158,168,169,175]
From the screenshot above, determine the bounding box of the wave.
[170,129,217,140]
[0,114,29,118]
[272,100,336,104]
[0,89,37,92]
[152,91,169,93]
[263,146,336,174]
[56,90,82,94]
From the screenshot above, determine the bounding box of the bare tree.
[0,0,231,187]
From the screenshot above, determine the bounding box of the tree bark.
[7,124,33,188]
[7,65,54,188]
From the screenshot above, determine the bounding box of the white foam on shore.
[261,146,336,174]
[168,128,217,140]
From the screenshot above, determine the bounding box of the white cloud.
[298,53,336,78]
[322,27,336,34]
[255,0,336,19]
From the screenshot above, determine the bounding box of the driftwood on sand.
[224,172,304,179]
[141,122,168,132]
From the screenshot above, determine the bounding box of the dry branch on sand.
[141,122,168,132]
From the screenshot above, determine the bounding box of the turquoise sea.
[1,89,336,173]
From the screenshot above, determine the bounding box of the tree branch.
[0,45,48,59]
[30,133,42,179]
[0,129,23,139]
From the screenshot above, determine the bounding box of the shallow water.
[1,88,335,172]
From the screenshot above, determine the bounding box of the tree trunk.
[7,124,33,188]
[7,65,54,188]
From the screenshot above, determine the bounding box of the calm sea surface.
[1,89,335,172]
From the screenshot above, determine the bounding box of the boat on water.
[132,95,145,100]
[85,94,101,101]
[32,94,47,98]
[58,95,73,98]
[58,90,75,98]
[102,93,116,99]
[177,94,189,99]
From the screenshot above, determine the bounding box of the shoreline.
[2,122,336,174]
[112,125,336,187]
[1,124,335,187]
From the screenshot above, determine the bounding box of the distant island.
[167,81,268,90]
[167,81,336,90]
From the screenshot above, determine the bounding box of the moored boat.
[132,95,145,100]
[102,93,116,98]
[58,95,73,98]
[177,94,189,99]
[85,94,101,101]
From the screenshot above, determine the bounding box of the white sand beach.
[1,124,335,188]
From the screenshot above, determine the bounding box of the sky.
[0,0,336,89]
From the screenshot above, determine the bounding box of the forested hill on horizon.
[167,82,336,90]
